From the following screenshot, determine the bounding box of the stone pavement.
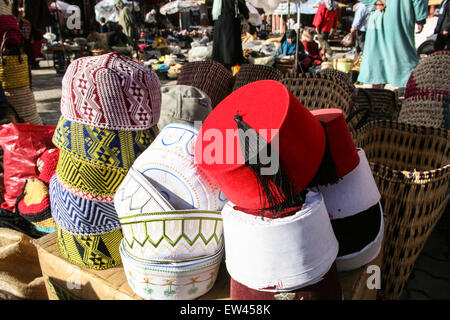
[32,60,450,300]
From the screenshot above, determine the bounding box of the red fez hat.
[230,263,342,300]
[194,80,326,214]
[310,109,360,178]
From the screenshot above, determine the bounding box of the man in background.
[434,0,450,50]
[351,1,370,54]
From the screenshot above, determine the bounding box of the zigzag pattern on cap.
[61,53,161,131]
[50,175,120,236]
[56,150,125,196]
[57,227,122,270]
[53,116,158,171]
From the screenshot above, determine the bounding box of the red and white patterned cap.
[60,52,161,131]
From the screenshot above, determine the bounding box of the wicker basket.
[0,29,29,90]
[232,64,283,91]
[351,88,401,130]
[0,0,11,15]
[280,73,358,131]
[177,60,234,109]
[353,120,450,300]
[399,96,450,130]
[4,86,42,125]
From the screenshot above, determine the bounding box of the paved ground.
[32,58,450,300]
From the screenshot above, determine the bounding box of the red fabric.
[230,262,342,300]
[195,80,325,210]
[302,40,322,65]
[311,109,360,178]
[313,4,338,33]
[232,204,303,219]
[0,15,23,46]
[37,148,60,185]
[0,123,56,212]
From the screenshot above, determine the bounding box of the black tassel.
[234,114,306,218]
[307,121,340,188]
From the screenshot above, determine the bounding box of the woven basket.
[351,88,401,130]
[0,0,11,15]
[280,73,358,131]
[177,60,234,108]
[353,120,450,300]
[319,68,355,93]
[232,64,283,91]
[405,50,450,100]
[4,86,42,124]
[0,29,29,90]
[399,96,450,130]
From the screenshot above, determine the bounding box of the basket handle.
[1,27,25,64]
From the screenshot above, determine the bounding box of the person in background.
[212,0,249,70]
[313,0,339,60]
[357,0,427,88]
[109,24,128,47]
[99,17,109,33]
[301,27,322,67]
[276,29,313,72]
[351,1,370,54]
[434,0,450,51]
[116,0,136,46]
[299,0,322,27]
[257,13,268,39]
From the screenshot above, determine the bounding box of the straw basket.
[0,0,11,15]
[399,96,450,130]
[4,86,42,125]
[0,29,29,90]
[319,68,355,94]
[351,88,401,130]
[280,73,359,131]
[353,120,450,299]
[232,64,283,91]
[404,50,450,100]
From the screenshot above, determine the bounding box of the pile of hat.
[399,50,450,130]
[0,9,42,124]
[195,80,384,300]
[114,85,227,300]
[49,52,161,270]
[15,148,59,234]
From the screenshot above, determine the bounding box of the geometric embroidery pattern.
[56,150,126,196]
[57,226,123,270]
[50,174,121,236]
[52,116,158,171]
[60,53,161,131]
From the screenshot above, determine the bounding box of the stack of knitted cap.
[310,109,384,272]
[115,86,225,300]
[195,80,342,300]
[399,50,450,130]
[49,52,161,270]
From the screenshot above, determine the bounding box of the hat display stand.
[353,120,450,299]
[177,60,234,109]
[232,64,283,92]
[280,74,358,132]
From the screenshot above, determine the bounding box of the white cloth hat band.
[221,191,339,292]
[317,148,381,220]
[336,202,384,272]
[120,240,224,300]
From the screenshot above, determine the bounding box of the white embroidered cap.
[115,168,224,260]
[221,190,339,292]
[60,52,161,131]
[130,122,227,211]
[120,239,224,300]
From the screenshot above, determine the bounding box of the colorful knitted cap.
[60,52,161,131]
[37,148,60,185]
